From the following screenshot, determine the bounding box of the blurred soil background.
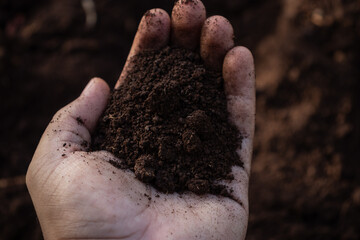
[0,0,359,239]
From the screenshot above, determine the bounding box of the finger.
[223,46,255,176]
[32,78,110,164]
[171,0,206,49]
[116,9,171,89]
[200,15,234,70]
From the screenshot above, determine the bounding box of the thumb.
[32,77,110,164]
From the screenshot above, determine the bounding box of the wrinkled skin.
[26,0,255,239]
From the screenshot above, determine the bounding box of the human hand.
[26,0,255,239]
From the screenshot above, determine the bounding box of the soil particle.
[76,116,84,125]
[92,47,242,196]
[179,0,195,5]
[81,140,89,148]
[144,10,156,18]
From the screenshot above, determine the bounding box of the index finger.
[115,9,170,89]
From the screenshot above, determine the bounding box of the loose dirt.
[92,47,242,195]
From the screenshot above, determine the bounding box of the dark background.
[0,0,359,239]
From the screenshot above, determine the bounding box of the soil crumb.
[92,46,243,195]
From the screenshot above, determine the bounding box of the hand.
[26,0,255,239]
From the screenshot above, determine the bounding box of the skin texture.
[26,0,255,239]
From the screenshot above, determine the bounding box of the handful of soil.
[92,47,243,196]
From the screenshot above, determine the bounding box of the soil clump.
[92,46,242,195]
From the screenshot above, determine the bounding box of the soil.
[0,0,359,239]
[92,47,241,195]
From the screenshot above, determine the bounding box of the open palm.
[26,1,255,239]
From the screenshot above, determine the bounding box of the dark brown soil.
[92,47,241,195]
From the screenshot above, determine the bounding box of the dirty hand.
[26,0,255,239]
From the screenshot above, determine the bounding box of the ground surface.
[0,0,359,239]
